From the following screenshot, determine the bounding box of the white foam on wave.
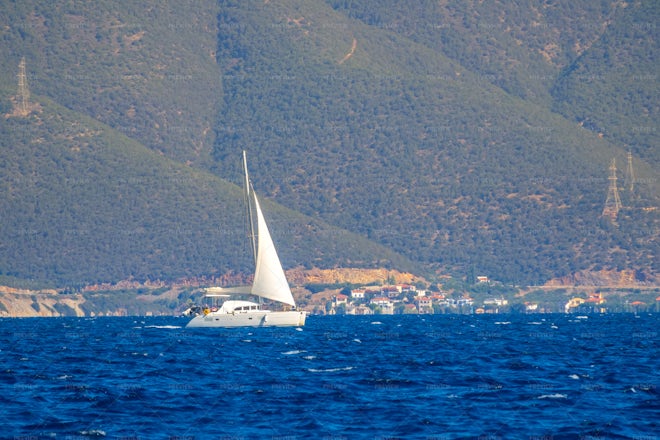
[79,429,106,437]
[144,325,181,329]
[282,350,307,355]
[307,366,354,373]
[538,393,568,399]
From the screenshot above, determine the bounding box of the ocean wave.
[1,314,657,438]
[307,366,355,373]
[282,350,307,355]
[143,325,182,329]
[537,393,568,399]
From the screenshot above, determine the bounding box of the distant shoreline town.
[0,270,658,317]
[304,278,660,316]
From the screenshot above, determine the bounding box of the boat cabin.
[199,295,265,315]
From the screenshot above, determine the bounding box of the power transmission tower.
[17,57,31,116]
[602,158,622,220]
[624,151,635,193]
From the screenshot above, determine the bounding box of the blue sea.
[0,314,657,439]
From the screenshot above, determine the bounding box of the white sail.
[250,192,296,306]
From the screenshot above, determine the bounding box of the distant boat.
[186,151,306,328]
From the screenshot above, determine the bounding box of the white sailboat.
[186,151,306,328]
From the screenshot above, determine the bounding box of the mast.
[243,151,258,264]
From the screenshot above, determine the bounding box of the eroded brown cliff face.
[544,269,655,288]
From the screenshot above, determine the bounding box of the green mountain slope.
[0,95,412,288]
[0,0,657,288]
[326,0,620,106]
[213,0,658,284]
[551,0,659,164]
[0,0,221,166]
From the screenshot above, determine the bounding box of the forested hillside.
[0,0,221,166]
[0,0,657,288]
[213,0,658,284]
[0,95,412,288]
[551,1,658,164]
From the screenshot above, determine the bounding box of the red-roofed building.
[403,303,418,314]
[382,286,400,298]
[399,284,416,293]
[333,294,348,306]
[585,293,605,304]
[351,289,366,299]
[415,296,433,313]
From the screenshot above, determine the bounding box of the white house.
[483,298,508,307]
[351,289,366,299]
[370,296,394,315]
[415,296,433,313]
[333,294,349,306]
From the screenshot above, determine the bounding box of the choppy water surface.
[0,314,657,439]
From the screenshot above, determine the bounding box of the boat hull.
[186,310,306,328]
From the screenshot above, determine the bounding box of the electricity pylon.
[602,158,622,220]
[16,57,30,116]
[624,151,635,193]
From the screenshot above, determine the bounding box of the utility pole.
[602,158,622,220]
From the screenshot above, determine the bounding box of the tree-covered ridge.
[326,0,658,164]
[325,0,620,104]
[0,93,412,288]
[0,0,657,288]
[213,0,658,284]
[552,0,659,165]
[0,0,222,166]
